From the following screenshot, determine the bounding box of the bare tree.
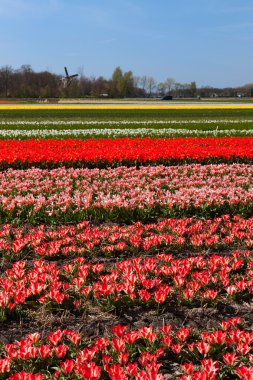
[133,76,140,88]
[164,77,176,94]
[190,81,197,97]
[139,76,148,93]
[0,65,13,97]
[157,82,166,96]
[91,76,108,97]
[146,76,157,97]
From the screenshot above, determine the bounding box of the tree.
[110,67,134,97]
[157,82,166,96]
[146,76,157,97]
[91,76,108,97]
[164,77,176,94]
[190,81,197,97]
[133,76,140,88]
[78,75,92,97]
[17,65,34,97]
[122,70,134,97]
[139,76,148,93]
[0,65,13,97]
[111,66,123,97]
[20,64,33,73]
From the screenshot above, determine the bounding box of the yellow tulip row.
[1,104,253,110]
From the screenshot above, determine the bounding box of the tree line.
[0,64,252,99]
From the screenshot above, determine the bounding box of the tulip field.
[0,107,252,379]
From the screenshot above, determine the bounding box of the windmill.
[61,67,78,87]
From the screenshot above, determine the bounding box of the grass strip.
[3,108,253,120]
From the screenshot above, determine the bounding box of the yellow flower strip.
[1,104,253,110]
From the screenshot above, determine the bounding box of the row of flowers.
[0,164,253,223]
[0,137,253,167]
[3,103,253,109]
[1,128,253,139]
[0,318,252,379]
[0,251,252,320]
[1,215,253,259]
[2,118,253,126]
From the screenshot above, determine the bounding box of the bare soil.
[0,100,17,104]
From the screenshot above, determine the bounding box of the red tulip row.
[0,251,252,320]
[0,137,253,167]
[1,318,252,379]
[1,215,253,260]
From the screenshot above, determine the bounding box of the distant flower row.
[2,103,253,109]
[1,118,253,126]
[1,128,253,139]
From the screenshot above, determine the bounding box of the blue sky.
[1,0,253,87]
